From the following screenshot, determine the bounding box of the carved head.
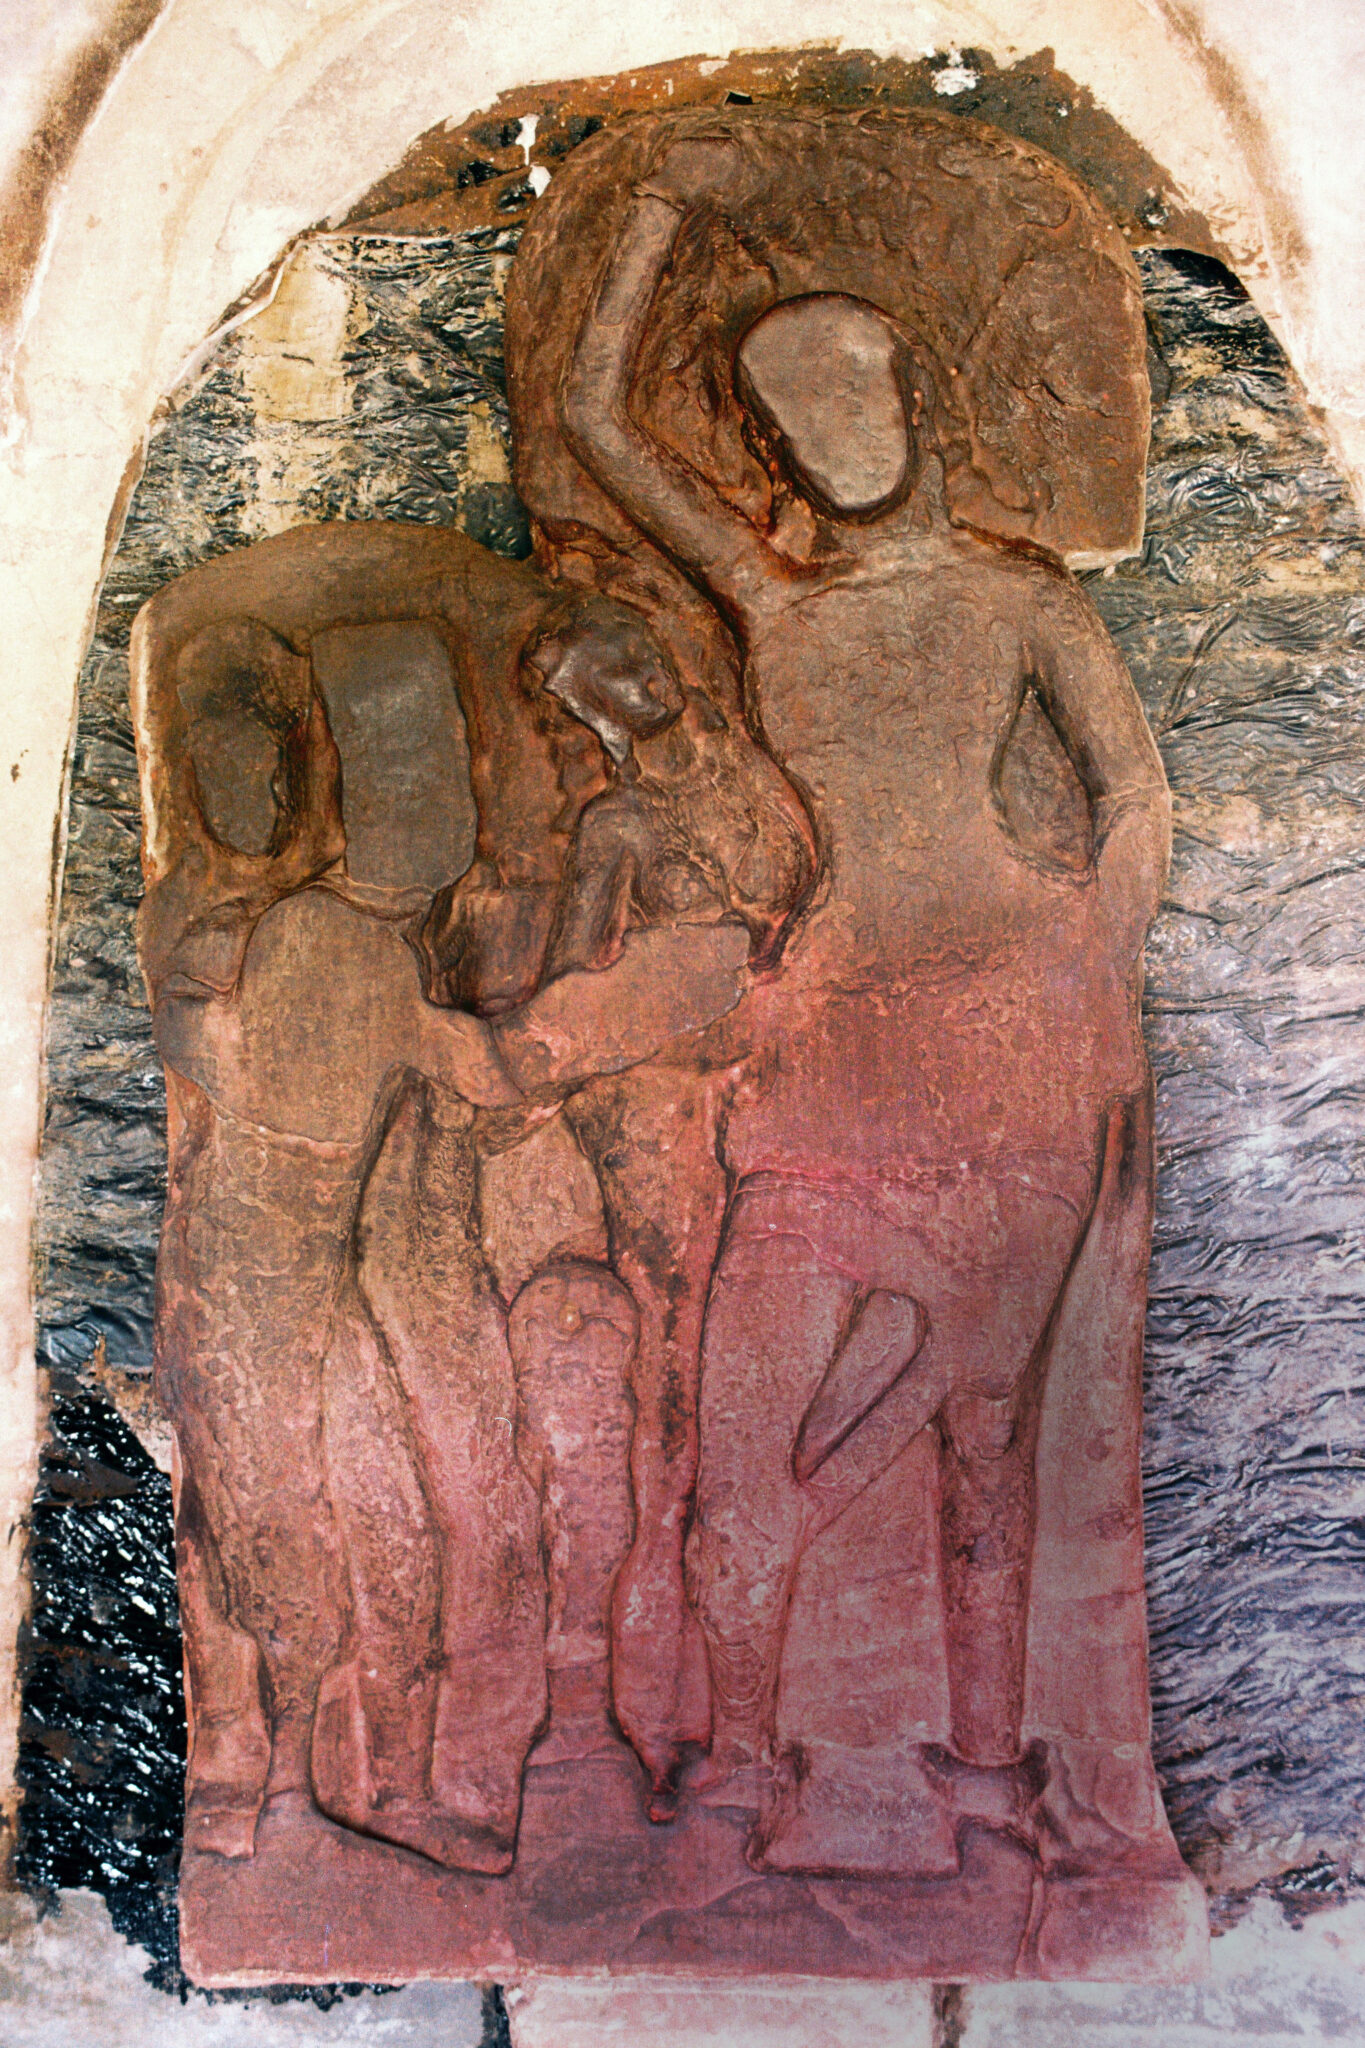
[176,618,313,855]
[522,598,685,768]
[736,293,930,520]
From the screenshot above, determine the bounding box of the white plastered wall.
[0,0,1361,1868]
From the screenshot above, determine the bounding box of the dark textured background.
[18,226,1365,1994]
[1115,254,1365,1907]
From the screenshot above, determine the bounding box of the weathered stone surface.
[23,106,1365,2009]
[128,108,1203,1984]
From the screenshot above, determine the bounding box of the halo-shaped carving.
[507,104,1149,602]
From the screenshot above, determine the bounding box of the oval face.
[737,294,909,514]
[187,710,282,855]
[176,618,310,856]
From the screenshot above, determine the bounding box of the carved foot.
[1023,1745,1208,1980]
[643,1772,680,1826]
[185,1780,265,1860]
[312,1660,516,1873]
[750,1742,960,1878]
[181,1587,271,1859]
[922,1741,1047,1859]
[529,1661,623,1769]
[323,1792,515,1874]
[1032,1740,1187,1879]
[184,1696,271,1859]
[678,1741,771,1815]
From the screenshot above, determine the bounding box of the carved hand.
[416,1003,525,1110]
[492,921,749,1093]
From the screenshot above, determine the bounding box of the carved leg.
[687,1225,858,1799]
[314,1281,479,1869]
[916,1388,1051,1859]
[508,1262,638,1764]
[1024,1094,1188,1882]
[738,1161,1093,1875]
[566,1069,730,1807]
[939,1386,1038,1769]
[174,1451,271,1859]
[183,1376,350,1810]
[345,1079,549,1871]
[926,1171,1098,1853]
[759,1293,959,1879]
[156,1095,357,1834]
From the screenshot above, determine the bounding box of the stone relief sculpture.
[131,104,1209,1982]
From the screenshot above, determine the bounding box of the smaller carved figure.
[415,593,675,1014]
[419,592,811,1005]
[506,1262,640,1763]
[417,585,815,1806]
[520,603,815,1805]
[525,599,814,984]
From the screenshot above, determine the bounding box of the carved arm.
[490,923,748,1094]
[1032,573,1172,961]
[559,145,769,613]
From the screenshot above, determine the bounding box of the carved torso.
[724,535,1140,1184]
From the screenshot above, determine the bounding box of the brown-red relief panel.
[132,106,1207,1982]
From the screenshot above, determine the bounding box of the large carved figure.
[134,102,1208,1985]
[557,127,1172,1866]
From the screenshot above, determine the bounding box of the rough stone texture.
[21,196,1365,1995]
[0,0,1360,1906]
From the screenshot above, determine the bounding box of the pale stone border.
[0,0,1355,1876]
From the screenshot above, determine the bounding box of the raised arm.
[560,139,772,615]
[1030,572,1172,962]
